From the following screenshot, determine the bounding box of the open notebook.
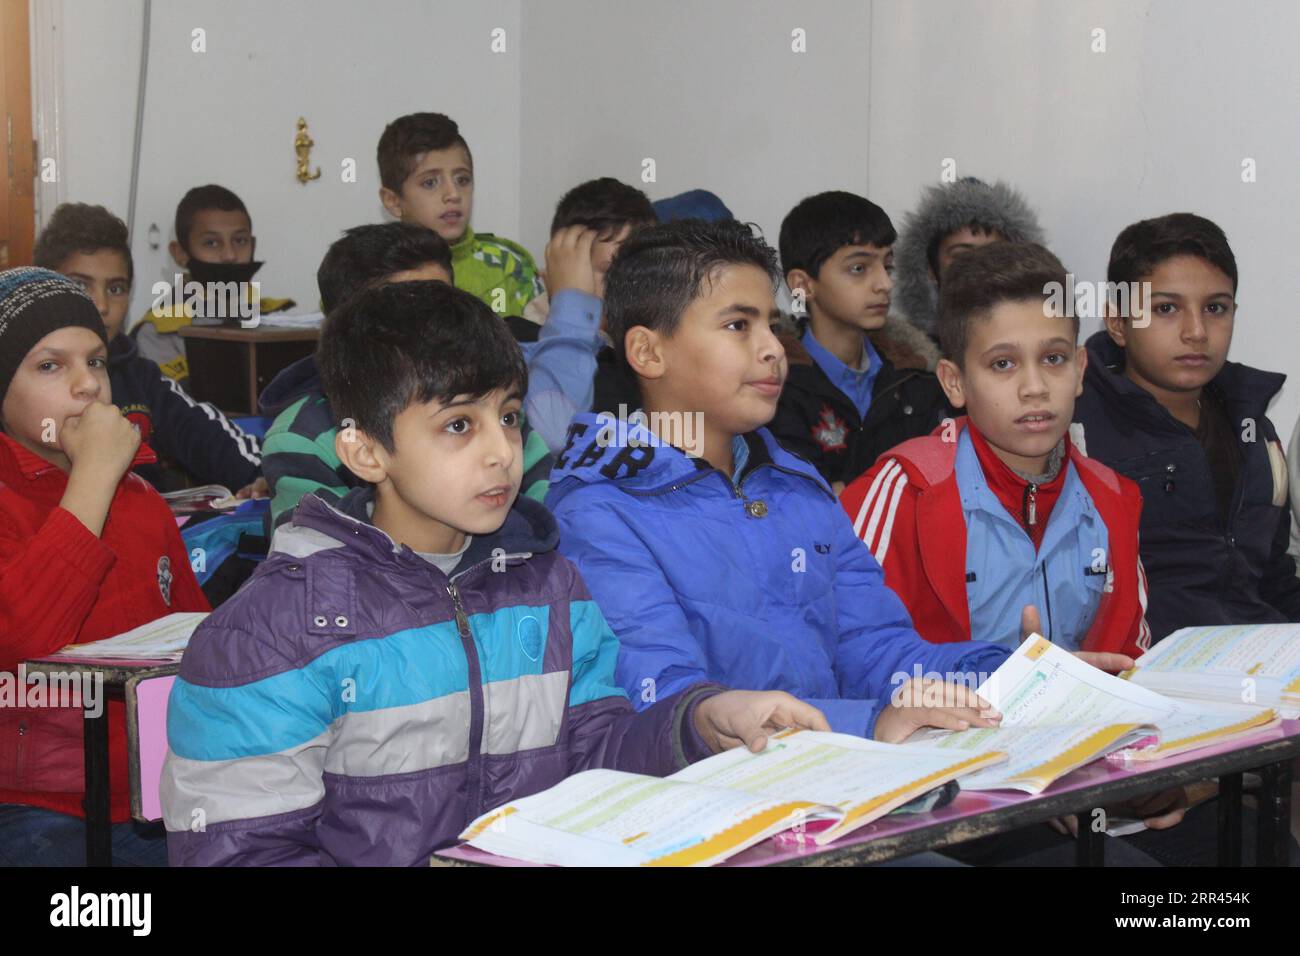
[43,612,208,663]
[460,731,1005,867]
[161,485,240,515]
[905,635,1279,794]
[1124,623,1300,718]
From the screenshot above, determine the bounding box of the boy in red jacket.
[841,242,1194,865]
[0,267,208,866]
[842,242,1150,658]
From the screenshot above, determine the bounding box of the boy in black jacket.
[33,203,264,495]
[1074,213,1300,642]
[769,192,949,492]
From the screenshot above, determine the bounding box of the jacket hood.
[271,483,559,573]
[893,178,1046,336]
[107,331,139,367]
[547,411,829,505]
[258,354,321,416]
[870,314,941,371]
[1083,329,1285,432]
[780,316,939,373]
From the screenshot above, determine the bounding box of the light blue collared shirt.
[801,328,882,421]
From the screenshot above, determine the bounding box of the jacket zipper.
[1022,482,1038,529]
[1039,563,1054,640]
[447,582,486,825]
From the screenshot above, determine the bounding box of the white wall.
[518,0,872,257]
[46,0,1300,437]
[867,0,1300,439]
[54,0,522,324]
[53,0,144,222]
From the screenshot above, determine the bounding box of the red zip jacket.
[840,418,1150,658]
[0,433,208,821]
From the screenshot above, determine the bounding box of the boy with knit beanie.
[0,267,207,865]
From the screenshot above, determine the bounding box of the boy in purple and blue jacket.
[160,279,824,866]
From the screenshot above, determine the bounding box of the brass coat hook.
[295,117,322,184]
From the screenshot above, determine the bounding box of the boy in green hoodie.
[377,112,541,315]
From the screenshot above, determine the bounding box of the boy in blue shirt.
[769,191,950,492]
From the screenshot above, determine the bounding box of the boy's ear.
[786,269,814,309]
[1102,300,1129,348]
[1073,344,1088,398]
[379,186,404,220]
[934,358,968,409]
[624,326,666,381]
[334,426,390,485]
[169,240,190,269]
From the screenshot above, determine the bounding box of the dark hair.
[603,219,780,371]
[377,112,472,193]
[318,281,526,452]
[33,203,134,283]
[317,223,454,313]
[174,184,249,254]
[549,178,656,238]
[779,191,896,278]
[926,223,1002,277]
[938,242,1076,366]
[1107,212,1238,302]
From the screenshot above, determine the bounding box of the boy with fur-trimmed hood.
[892,178,1045,347]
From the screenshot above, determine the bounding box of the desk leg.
[1255,760,1293,867]
[1217,772,1243,867]
[1076,811,1105,866]
[82,707,112,866]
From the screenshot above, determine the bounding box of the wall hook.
[295,116,322,184]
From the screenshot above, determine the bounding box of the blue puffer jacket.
[161,487,720,866]
[545,413,1011,737]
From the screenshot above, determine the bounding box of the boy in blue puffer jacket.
[160,280,825,866]
[546,220,1013,742]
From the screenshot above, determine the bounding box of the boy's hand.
[1020,605,1135,674]
[1108,786,1189,830]
[61,401,140,482]
[541,226,598,298]
[1047,787,1189,838]
[236,476,269,499]
[693,690,830,754]
[873,678,1001,743]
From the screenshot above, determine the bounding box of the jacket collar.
[1084,330,1286,433]
[107,332,138,367]
[548,410,832,499]
[280,484,558,574]
[450,226,478,264]
[257,354,321,416]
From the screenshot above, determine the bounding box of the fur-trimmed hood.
[780,315,940,372]
[892,179,1045,336]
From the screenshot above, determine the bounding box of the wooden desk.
[179,324,318,415]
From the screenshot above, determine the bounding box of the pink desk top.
[435,718,1300,867]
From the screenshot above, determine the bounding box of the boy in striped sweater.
[162,280,824,866]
